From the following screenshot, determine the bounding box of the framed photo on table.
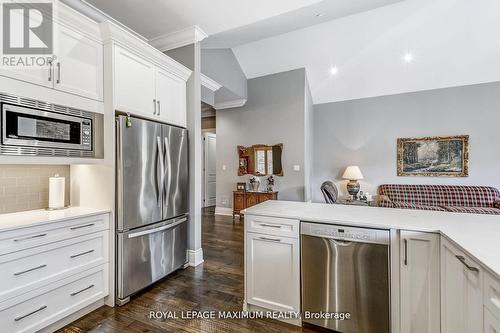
[236,182,246,191]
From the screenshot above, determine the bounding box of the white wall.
[233,0,500,104]
[311,82,500,203]
[216,69,307,209]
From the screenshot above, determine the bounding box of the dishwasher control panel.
[301,222,390,245]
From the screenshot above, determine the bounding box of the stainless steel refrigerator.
[115,115,189,305]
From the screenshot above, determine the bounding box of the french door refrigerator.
[115,115,189,305]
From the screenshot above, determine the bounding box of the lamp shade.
[342,166,364,180]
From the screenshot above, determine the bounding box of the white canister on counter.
[48,174,65,209]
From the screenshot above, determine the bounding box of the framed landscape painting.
[397,135,469,177]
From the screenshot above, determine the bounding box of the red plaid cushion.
[379,185,500,208]
[443,206,500,215]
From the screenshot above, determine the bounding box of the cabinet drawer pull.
[48,61,52,81]
[70,284,94,296]
[14,264,47,276]
[456,255,479,272]
[259,223,282,228]
[157,100,161,115]
[14,305,47,322]
[70,223,95,230]
[70,249,95,259]
[13,233,47,242]
[404,239,408,266]
[56,62,61,83]
[259,236,281,242]
[153,99,157,115]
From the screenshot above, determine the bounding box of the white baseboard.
[215,206,233,216]
[187,248,204,267]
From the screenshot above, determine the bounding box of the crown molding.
[149,26,208,52]
[201,74,222,92]
[214,98,247,110]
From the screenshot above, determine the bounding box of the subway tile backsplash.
[0,165,70,214]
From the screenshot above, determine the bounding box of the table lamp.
[342,166,364,199]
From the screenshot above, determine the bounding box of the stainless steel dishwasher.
[301,222,390,333]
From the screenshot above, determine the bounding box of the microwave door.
[116,116,163,232]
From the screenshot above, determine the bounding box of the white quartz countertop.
[0,207,111,233]
[244,200,500,279]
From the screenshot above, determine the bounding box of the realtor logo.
[2,2,53,54]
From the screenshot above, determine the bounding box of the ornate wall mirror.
[238,144,283,176]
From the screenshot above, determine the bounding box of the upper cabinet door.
[400,231,440,333]
[155,69,187,127]
[114,46,156,117]
[55,25,103,101]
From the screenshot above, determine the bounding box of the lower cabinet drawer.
[245,215,299,238]
[484,272,500,321]
[0,265,108,333]
[0,231,108,302]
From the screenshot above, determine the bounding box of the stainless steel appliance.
[301,222,390,333]
[0,93,103,158]
[116,115,189,305]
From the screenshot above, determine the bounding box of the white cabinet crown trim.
[201,74,222,92]
[149,25,208,52]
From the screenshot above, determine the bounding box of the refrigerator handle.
[157,136,165,207]
[164,136,172,205]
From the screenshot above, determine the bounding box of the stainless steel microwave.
[0,93,103,158]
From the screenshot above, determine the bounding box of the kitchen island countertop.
[244,200,500,279]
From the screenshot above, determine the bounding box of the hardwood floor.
[58,208,318,333]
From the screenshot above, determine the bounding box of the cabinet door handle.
[153,99,157,115]
[48,61,52,81]
[70,284,95,296]
[14,264,47,276]
[70,223,95,230]
[259,236,281,242]
[14,305,47,322]
[456,255,479,272]
[157,100,161,116]
[56,62,61,83]
[13,233,47,242]
[70,249,95,259]
[259,223,282,228]
[404,239,408,266]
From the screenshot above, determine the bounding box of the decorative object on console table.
[232,191,278,221]
[342,166,364,200]
[397,135,469,177]
[266,175,275,192]
[236,182,246,191]
[249,176,260,191]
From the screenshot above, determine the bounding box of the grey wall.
[304,76,314,202]
[201,48,247,104]
[312,81,500,202]
[216,68,307,208]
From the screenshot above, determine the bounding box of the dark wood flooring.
[58,207,318,333]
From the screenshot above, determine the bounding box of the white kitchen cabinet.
[114,46,156,116]
[155,68,187,127]
[400,231,440,333]
[245,232,300,312]
[114,45,187,127]
[441,237,483,333]
[0,10,103,101]
[54,25,103,101]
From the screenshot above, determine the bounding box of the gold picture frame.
[397,135,469,177]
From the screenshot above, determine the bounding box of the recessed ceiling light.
[315,13,325,17]
[329,66,338,75]
[403,52,414,63]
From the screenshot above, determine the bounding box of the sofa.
[377,184,500,215]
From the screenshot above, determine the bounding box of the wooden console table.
[233,191,278,220]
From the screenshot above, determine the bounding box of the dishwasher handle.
[404,239,408,266]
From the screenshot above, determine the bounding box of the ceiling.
[202,0,404,48]
[85,0,324,40]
